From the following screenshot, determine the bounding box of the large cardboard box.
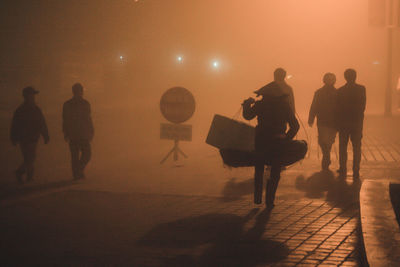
[206,114,255,152]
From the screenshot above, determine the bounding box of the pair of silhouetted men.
[309,69,366,179]
[10,83,94,183]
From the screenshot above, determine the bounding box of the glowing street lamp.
[212,60,220,69]
[177,55,183,63]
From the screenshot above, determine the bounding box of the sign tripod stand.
[160,139,188,164]
[159,86,195,164]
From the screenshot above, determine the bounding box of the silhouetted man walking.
[308,73,337,170]
[10,87,49,183]
[336,69,366,179]
[63,83,94,179]
[243,82,299,208]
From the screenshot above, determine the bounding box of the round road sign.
[160,87,195,124]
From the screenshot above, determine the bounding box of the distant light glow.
[177,56,183,62]
[119,56,124,60]
[372,61,380,65]
[212,60,219,68]
[287,74,293,79]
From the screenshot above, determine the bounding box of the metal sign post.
[159,87,195,164]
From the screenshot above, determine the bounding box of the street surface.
[1,115,399,266]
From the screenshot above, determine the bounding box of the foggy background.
[0,0,399,189]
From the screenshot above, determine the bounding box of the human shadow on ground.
[138,208,289,266]
[221,177,254,202]
[295,170,361,211]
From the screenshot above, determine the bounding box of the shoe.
[337,168,347,177]
[15,170,23,184]
[265,202,275,211]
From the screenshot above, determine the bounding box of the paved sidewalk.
[3,116,400,266]
[0,177,363,266]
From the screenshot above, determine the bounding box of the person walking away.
[336,69,366,179]
[63,83,94,180]
[274,68,296,113]
[242,82,299,208]
[10,87,49,183]
[308,73,338,171]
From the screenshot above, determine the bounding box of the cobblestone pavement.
[0,178,363,266]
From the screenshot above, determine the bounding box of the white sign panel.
[160,123,192,141]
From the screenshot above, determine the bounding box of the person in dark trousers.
[336,69,366,179]
[10,86,49,183]
[242,82,299,208]
[63,83,94,180]
[308,73,338,171]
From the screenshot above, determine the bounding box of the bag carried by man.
[206,114,307,167]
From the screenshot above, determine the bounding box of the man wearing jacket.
[336,69,366,179]
[308,73,337,171]
[242,82,299,208]
[63,83,94,180]
[10,86,49,183]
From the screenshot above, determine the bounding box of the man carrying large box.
[242,81,299,209]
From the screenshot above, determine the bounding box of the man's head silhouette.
[274,68,286,82]
[72,83,84,98]
[344,69,357,84]
[323,73,336,86]
[22,86,38,103]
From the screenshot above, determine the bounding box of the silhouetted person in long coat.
[63,83,94,179]
[308,73,337,170]
[10,87,49,183]
[336,69,366,179]
[243,82,299,208]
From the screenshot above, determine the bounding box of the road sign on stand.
[159,87,195,164]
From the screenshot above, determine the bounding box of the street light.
[212,60,220,69]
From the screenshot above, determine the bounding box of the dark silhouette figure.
[308,73,338,170]
[10,87,49,183]
[336,69,366,179]
[242,82,299,208]
[274,68,295,113]
[63,83,94,179]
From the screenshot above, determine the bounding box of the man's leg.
[320,143,332,170]
[266,164,281,207]
[338,130,350,176]
[16,143,27,183]
[254,164,264,204]
[25,142,37,181]
[351,128,362,179]
[79,141,91,178]
[69,141,80,179]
